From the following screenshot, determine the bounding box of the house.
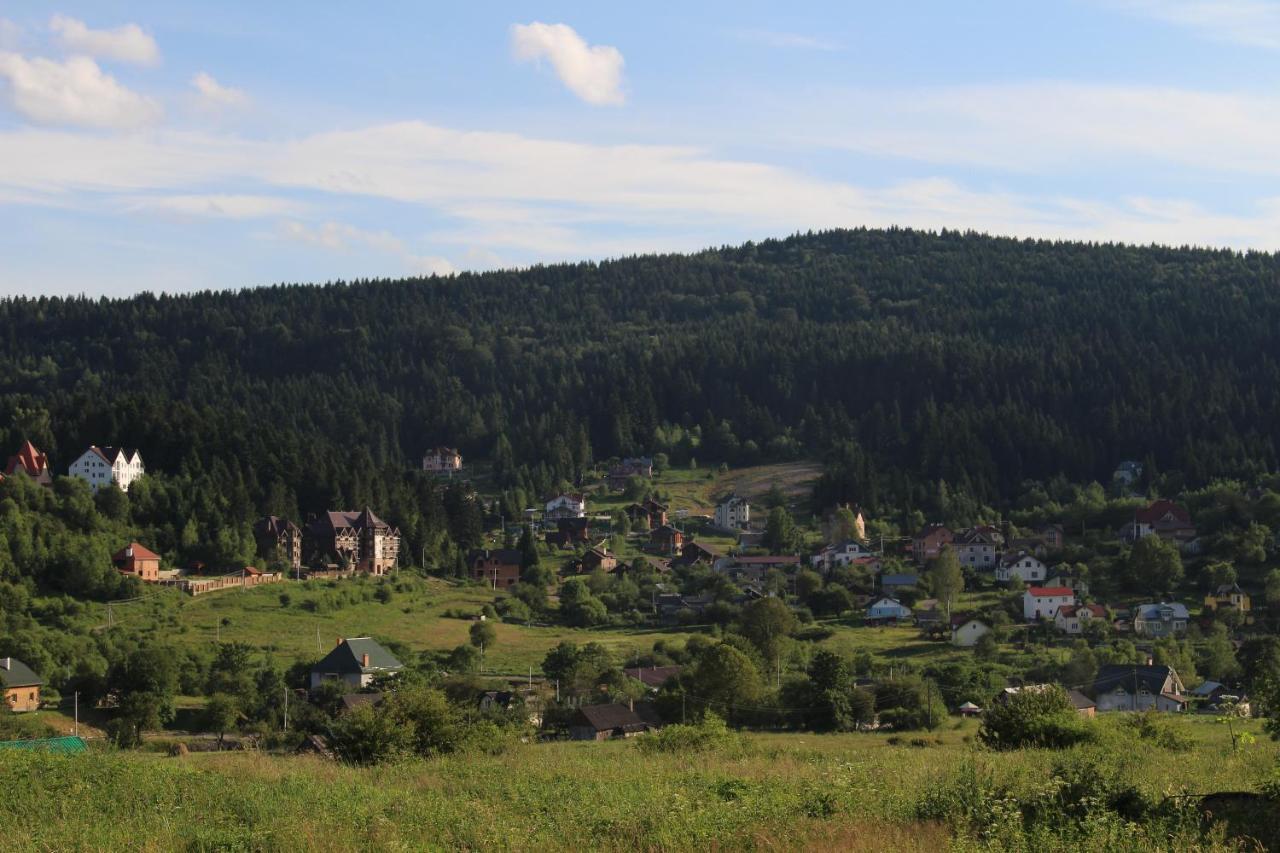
[1068,689,1097,718]
[112,542,161,582]
[713,495,751,530]
[1091,664,1186,712]
[3,440,52,487]
[713,555,800,585]
[339,692,386,715]
[1113,460,1143,487]
[579,544,618,574]
[1204,583,1251,613]
[958,701,982,717]
[1190,681,1250,715]
[545,517,591,549]
[911,525,953,564]
[671,541,720,568]
[68,445,144,493]
[996,551,1047,584]
[1120,499,1197,544]
[309,637,404,690]
[607,457,654,490]
[649,524,684,556]
[866,597,912,623]
[544,493,586,520]
[1038,524,1065,551]
[1054,603,1105,634]
[879,573,920,595]
[626,498,668,530]
[950,615,992,647]
[951,527,1002,570]
[1045,571,1089,597]
[569,702,650,740]
[253,516,303,572]
[627,665,682,691]
[0,657,42,712]
[810,540,876,571]
[913,599,944,629]
[304,509,400,574]
[1023,586,1074,621]
[422,446,462,476]
[1132,602,1190,638]
[467,548,522,589]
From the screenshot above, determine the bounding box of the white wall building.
[714,495,751,530]
[544,493,586,520]
[68,446,145,493]
[1022,586,1075,621]
[951,618,992,647]
[996,552,1047,584]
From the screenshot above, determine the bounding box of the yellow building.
[1204,583,1251,613]
[0,657,42,713]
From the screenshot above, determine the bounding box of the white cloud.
[1106,1,1280,50]
[49,14,160,65]
[510,22,624,106]
[130,194,298,219]
[191,71,247,106]
[279,220,456,276]
[732,29,840,51]
[0,18,21,50]
[0,52,161,128]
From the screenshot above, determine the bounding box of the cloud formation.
[131,194,297,219]
[280,220,456,277]
[0,52,161,128]
[511,22,624,105]
[49,15,160,65]
[732,28,840,51]
[1107,1,1280,50]
[192,71,247,106]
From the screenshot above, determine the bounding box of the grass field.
[2,716,1276,851]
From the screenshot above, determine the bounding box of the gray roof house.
[1091,664,1186,712]
[1132,602,1190,638]
[310,637,404,690]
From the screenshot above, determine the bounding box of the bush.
[978,685,1094,750]
[636,713,737,754]
[1120,710,1193,750]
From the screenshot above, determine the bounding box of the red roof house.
[4,441,52,487]
[113,542,161,582]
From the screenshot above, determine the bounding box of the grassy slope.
[1,718,1274,852]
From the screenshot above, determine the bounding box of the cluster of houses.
[252,510,402,576]
[2,439,145,493]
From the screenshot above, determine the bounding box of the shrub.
[978,685,1093,750]
[1121,710,1193,750]
[636,713,737,754]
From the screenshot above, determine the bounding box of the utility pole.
[74,692,79,737]
[107,603,113,629]
[555,679,560,702]
[316,626,321,654]
[283,686,289,732]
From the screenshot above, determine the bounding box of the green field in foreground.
[2,717,1276,851]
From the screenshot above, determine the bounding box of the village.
[2,437,1271,756]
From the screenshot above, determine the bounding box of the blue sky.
[3,1,1280,296]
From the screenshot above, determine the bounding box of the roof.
[86,446,141,465]
[5,440,49,476]
[1057,604,1105,618]
[958,701,981,711]
[627,665,682,688]
[311,508,395,534]
[1135,499,1192,526]
[0,657,43,688]
[255,515,301,536]
[311,638,404,676]
[112,542,160,562]
[868,597,908,610]
[730,555,800,565]
[1067,689,1096,710]
[0,736,86,753]
[880,574,919,586]
[1093,664,1181,698]
[1000,551,1043,567]
[1213,583,1245,596]
[1026,586,1073,597]
[1190,681,1224,697]
[914,524,951,540]
[1134,602,1191,620]
[574,702,648,733]
[340,692,386,712]
[468,548,522,565]
[950,613,988,628]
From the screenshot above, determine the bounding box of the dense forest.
[4,227,1280,565]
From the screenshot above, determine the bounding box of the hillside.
[4,228,1280,543]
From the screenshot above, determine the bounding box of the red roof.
[1135,499,1191,526]
[5,440,50,476]
[1026,586,1073,597]
[113,542,160,561]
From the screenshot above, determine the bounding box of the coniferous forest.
[3,227,1280,573]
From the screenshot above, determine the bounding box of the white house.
[997,551,1047,584]
[714,495,751,530]
[1022,586,1075,621]
[951,526,1003,570]
[1054,603,1105,635]
[950,616,992,647]
[309,637,404,690]
[544,493,586,520]
[422,446,462,476]
[866,597,912,622]
[68,446,144,493]
[810,540,876,571]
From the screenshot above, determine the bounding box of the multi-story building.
[467,548,522,589]
[422,447,462,476]
[304,508,400,575]
[544,493,587,520]
[112,542,161,582]
[714,495,751,530]
[254,516,303,572]
[68,446,145,492]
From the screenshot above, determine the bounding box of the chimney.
[1,657,9,670]
[362,653,370,667]
[336,637,343,647]
[1146,656,1154,666]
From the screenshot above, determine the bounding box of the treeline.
[5,227,1280,528]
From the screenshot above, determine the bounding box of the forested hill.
[5,227,1280,520]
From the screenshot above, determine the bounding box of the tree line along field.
[2,715,1276,851]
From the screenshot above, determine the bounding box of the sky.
[3,1,1280,296]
